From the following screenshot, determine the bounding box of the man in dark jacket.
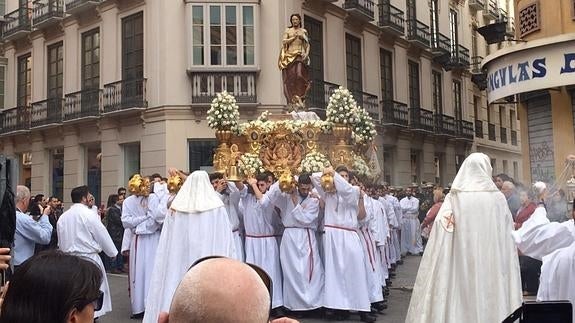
[106,194,125,273]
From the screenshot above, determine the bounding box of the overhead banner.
[484,41,575,103]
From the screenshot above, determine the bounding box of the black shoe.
[130,312,144,319]
[360,312,377,322]
[270,308,286,318]
[397,259,404,265]
[372,301,387,312]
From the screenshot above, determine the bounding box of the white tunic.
[383,195,401,263]
[57,203,118,318]
[373,198,390,281]
[262,182,324,310]
[143,205,236,323]
[121,195,162,315]
[400,196,423,255]
[311,172,371,311]
[358,196,384,303]
[239,188,284,309]
[218,182,245,261]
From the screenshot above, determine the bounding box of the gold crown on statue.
[167,175,184,194]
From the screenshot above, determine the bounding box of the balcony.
[506,16,515,37]
[446,45,470,71]
[343,0,375,22]
[407,19,430,49]
[307,79,339,119]
[31,98,63,129]
[488,123,496,141]
[191,72,257,105]
[434,114,456,137]
[0,106,30,135]
[378,0,404,36]
[103,78,147,114]
[64,89,101,121]
[431,32,450,57]
[471,56,487,90]
[65,0,102,15]
[475,119,484,138]
[2,7,32,41]
[352,90,379,122]
[500,126,507,144]
[511,130,517,146]
[32,0,64,29]
[469,0,485,11]
[381,100,408,127]
[483,0,498,20]
[456,120,474,141]
[409,107,434,132]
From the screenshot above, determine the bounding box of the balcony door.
[17,54,31,107]
[81,29,100,114]
[47,42,63,99]
[345,34,362,104]
[305,15,325,110]
[122,12,144,105]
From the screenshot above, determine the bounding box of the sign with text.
[485,41,575,103]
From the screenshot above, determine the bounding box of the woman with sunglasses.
[0,250,103,323]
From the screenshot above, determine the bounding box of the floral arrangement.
[352,154,372,178]
[300,151,331,173]
[352,107,377,144]
[207,91,240,130]
[234,119,332,136]
[326,86,359,125]
[238,153,265,177]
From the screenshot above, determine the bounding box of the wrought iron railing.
[475,119,483,138]
[511,129,517,146]
[500,126,507,144]
[378,0,404,34]
[488,123,496,141]
[435,114,456,136]
[31,98,63,128]
[487,0,498,18]
[343,0,375,20]
[471,56,484,73]
[65,0,102,13]
[409,107,434,132]
[431,32,450,55]
[407,19,430,47]
[469,0,486,10]
[352,90,379,122]
[307,79,339,118]
[381,100,408,126]
[103,78,147,114]
[64,89,101,121]
[0,106,30,134]
[457,120,474,140]
[32,0,64,27]
[191,72,256,104]
[2,7,32,39]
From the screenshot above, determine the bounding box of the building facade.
[0,0,522,205]
[484,0,575,187]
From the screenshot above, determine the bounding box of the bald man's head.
[161,257,271,323]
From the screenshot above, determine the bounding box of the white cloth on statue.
[217,182,244,261]
[57,203,118,318]
[143,171,236,323]
[537,241,575,322]
[512,207,574,260]
[121,194,161,315]
[311,171,371,312]
[406,153,522,323]
[262,181,324,310]
[358,196,384,303]
[239,188,283,309]
[400,196,422,254]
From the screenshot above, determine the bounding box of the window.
[86,146,101,207]
[383,146,393,185]
[430,0,439,47]
[345,34,362,93]
[305,16,323,82]
[51,148,64,201]
[410,150,420,183]
[434,154,443,184]
[456,154,464,172]
[408,61,420,109]
[471,28,478,57]
[47,42,63,99]
[513,161,519,180]
[189,140,217,172]
[473,96,480,120]
[452,80,462,120]
[432,70,442,114]
[380,49,393,103]
[406,0,416,21]
[82,29,99,90]
[491,158,497,173]
[503,160,509,174]
[122,12,144,81]
[487,99,492,123]
[17,54,31,107]
[519,1,540,37]
[499,105,505,126]
[123,143,140,185]
[0,66,5,109]
[449,9,458,56]
[0,0,5,16]
[191,4,256,66]
[510,109,516,130]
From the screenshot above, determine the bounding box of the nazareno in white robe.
[57,203,118,318]
[311,171,371,312]
[143,171,236,323]
[358,196,384,304]
[406,152,522,323]
[262,182,324,310]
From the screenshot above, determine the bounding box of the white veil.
[450,152,498,192]
[170,170,224,213]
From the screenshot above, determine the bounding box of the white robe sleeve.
[512,222,575,260]
[292,197,320,226]
[121,228,132,253]
[88,212,118,257]
[333,172,359,204]
[311,172,327,199]
[260,182,282,209]
[121,197,149,229]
